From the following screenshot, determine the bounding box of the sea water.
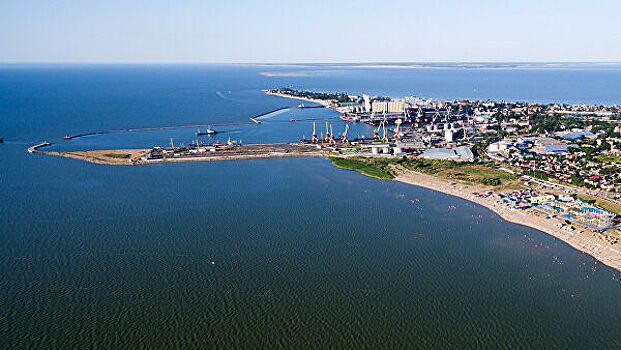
[1,64,620,348]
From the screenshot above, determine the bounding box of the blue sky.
[1,0,620,63]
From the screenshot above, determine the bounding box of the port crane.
[324,121,330,142]
[373,120,383,139]
[431,112,442,126]
[312,122,318,142]
[381,121,389,142]
[393,119,402,139]
[340,124,349,143]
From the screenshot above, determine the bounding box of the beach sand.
[393,168,621,272]
[45,149,151,165]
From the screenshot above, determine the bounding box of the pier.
[27,142,52,154]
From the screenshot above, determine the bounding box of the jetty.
[27,142,51,154]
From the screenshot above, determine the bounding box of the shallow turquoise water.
[1,65,621,348]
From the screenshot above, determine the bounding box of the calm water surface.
[1,65,620,348]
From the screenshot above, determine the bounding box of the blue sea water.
[1,64,621,348]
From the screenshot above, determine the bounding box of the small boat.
[195,128,217,136]
[0,137,3,143]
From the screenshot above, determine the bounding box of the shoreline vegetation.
[264,90,334,107]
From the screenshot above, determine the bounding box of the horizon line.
[2,61,621,65]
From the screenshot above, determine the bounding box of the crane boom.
[312,122,318,142]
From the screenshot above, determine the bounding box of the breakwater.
[61,104,325,140]
[62,121,254,140]
[27,142,52,153]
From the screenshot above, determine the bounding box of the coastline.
[40,149,151,165]
[264,90,335,108]
[31,143,621,271]
[392,168,621,272]
[36,148,329,165]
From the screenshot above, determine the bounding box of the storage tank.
[445,129,454,143]
[382,147,390,154]
[371,147,379,155]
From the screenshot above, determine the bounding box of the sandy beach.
[264,90,335,108]
[393,168,621,272]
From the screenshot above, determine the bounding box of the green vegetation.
[522,169,549,180]
[277,88,351,103]
[596,154,621,164]
[327,156,394,179]
[396,158,519,187]
[530,113,584,133]
[570,175,586,187]
[396,158,461,174]
[328,156,520,187]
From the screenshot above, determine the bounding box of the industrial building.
[371,101,406,113]
[422,146,474,162]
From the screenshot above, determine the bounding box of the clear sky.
[1,0,620,63]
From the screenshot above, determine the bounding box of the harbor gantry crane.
[373,120,383,139]
[340,124,349,143]
[312,122,318,143]
[393,118,402,140]
[415,106,424,126]
[381,121,389,143]
[324,121,330,142]
[329,124,336,144]
[431,112,441,126]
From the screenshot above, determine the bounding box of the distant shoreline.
[264,90,334,108]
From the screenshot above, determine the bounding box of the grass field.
[596,154,621,164]
[327,156,394,179]
[327,156,522,188]
[398,158,520,188]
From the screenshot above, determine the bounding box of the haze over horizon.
[2,0,621,63]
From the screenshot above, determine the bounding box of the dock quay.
[139,142,329,164]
